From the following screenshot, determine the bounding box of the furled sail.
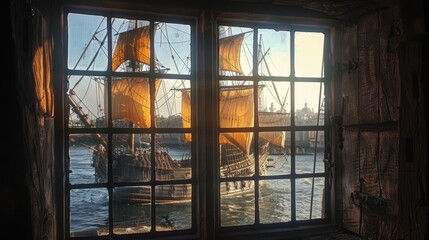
[181,90,192,142]
[219,86,257,154]
[112,25,152,71]
[259,112,287,147]
[110,78,160,128]
[219,33,245,75]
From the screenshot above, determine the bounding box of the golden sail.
[219,86,256,154]
[259,131,285,148]
[180,85,256,153]
[219,33,245,75]
[181,32,287,152]
[181,90,192,142]
[259,112,287,147]
[112,25,152,71]
[110,78,160,128]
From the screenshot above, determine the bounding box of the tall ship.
[68,19,287,203]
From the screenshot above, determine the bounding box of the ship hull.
[92,142,270,203]
[219,142,269,196]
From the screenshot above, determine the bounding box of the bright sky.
[67,13,325,120]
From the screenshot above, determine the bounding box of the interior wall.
[397,24,427,240]
[2,1,33,239]
[8,0,57,239]
[337,2,427,239]
[5,0,427,239]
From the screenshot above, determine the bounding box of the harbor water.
[69,145,325,234]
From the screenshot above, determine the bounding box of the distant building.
[295,103,325,152]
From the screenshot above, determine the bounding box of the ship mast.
[68,91,107,147]
[128,20,139,152]
[258,34,288,113]
[67,18,110,148]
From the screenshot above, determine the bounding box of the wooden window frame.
[57,3,334,240]
[214,20,332,236]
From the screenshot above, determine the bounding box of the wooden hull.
[114,185,192,204]
[219,144,269,196]
[92,142,270,203]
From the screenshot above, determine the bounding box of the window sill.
[216,224,362,240]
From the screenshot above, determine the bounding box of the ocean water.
[68,145,325,235]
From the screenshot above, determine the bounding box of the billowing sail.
[219,33,244,75]
[219,86,257,154]
[180,85,256,153]
[181,90,192,142]
[110,78,160,128]
[112,25,152,71]
[259,112,287,147]
[259,131,285,148]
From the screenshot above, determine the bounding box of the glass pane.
[68,75,107,128]
[295,82,325,126]
[113,134,151,182]
[295,177,325,220]
[294,32,325,77]
[219,26,253,76]
[220,186,255,227]
[261,131,290,176]
[155,79,191,128]
[111,77,153,128]
[259,80,290,126]
[113,186,151,234]
[69,134,108,184]
[111,18,151,72]
[295,131,324,174]
[219,81,254,128]
[114,186,151,204]
[219,132,255,179]
[259,179,291,223]
[70,188,109,237]
[258,29,290,77]
[155,23,191,75]
[68,14,107,71]
[155,185,192,231]
[155,133,192,181]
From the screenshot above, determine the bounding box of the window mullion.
[106,15,114,236]
[148,20,157,234]
[290,29,297,223]
[253,27,260,226]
